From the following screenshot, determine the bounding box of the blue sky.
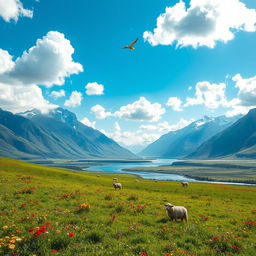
[1,0,256,152]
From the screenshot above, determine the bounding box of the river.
[85,158,256,186]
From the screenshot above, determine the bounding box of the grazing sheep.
[165,203,188,222]
[181,181,189,187]
[96,175,101,177]
[113,178,118,181]
[113,182,122,190]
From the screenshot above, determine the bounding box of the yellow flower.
[9,240,16,243]
[2,226,8,229]
[0,239,3,242]
[9,244,15,249]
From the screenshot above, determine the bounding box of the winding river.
[85,158,256,186]
[86,159,196,181]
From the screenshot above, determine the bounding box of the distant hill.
[0,108,137,160]
[188,108,256,159]
[140,115,240,158]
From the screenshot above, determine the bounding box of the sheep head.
[165,203,174,211]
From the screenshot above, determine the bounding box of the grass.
[0,157,256,255]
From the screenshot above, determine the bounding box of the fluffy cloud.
[102,122,161,147]
[225,74,256,116]
[0,0,33,22]
[64,91,82,107]
[166,97,183,111]
[91,104,112,119]
[0,50,14,74]
[0,31,83,113]
[85,82,104,95]
[0,82,57,113]
[140,118,194,133]
[9,31,83,87]
[102,118,194,150]
[232,74,256,107]
[144,0,256,48]
[184,81,227,109]
[50,90,65,99]
[80,117,96,129]
[115,97,166,122]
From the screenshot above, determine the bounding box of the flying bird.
[122,38,138,50]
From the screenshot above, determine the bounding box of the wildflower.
[2,226,8,229]
[9,240,16,243]
[232,245,241,250]
[35,230,43,236]
[162,227,167,232]
[15,230,22,233]
[51,249,57,253]
[8,244,15,249]
[68,232,75,237]
[140,252,147,256]
[212,236,219,240]
[20,203,26,208]
[166,254,171,256]
[29,228,35,232]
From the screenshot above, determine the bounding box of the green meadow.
[0,157,256,256]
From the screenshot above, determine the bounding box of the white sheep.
[113,182,122,190]
[181,181,189,187]
[113,178,118,181]
[165,203,188,222]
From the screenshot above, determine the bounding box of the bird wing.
[130,38,138,47]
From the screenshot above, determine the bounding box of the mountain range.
[140,115,241,158]
[0,108,137,160]
[188,108,256,159]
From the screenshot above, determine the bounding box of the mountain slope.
[188,109,256,159]
[0,108,137,159]
[140,115,240,158]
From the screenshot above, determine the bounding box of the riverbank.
[124,159,256,185]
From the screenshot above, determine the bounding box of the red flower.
[68,232,75,237]
[45,222,51,226]
[212,236,219,240]
[162,227,167,232]
[166,254,171,256]
[35,230,43,236]
[232,245,241,250]
[51,249,57,253]
[140,252,147,256]
[16,230,22,233]
[20,203,26,208]
[29,228,35,232]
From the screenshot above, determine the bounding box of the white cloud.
[0,82,57,114]
[0,50,14,74]
[103,122,161,147]
[80,117,96,129]
[50,89,65,99]
[184,81,227,109]
[0,0,33,22]
[166,97,183,111]
[144,0,256,48]
[232,74,256,107]
[9,31,83,87]
[0,31,82,113]
[91,104,112,119]
[115,97,166,122]
[103,118,194,149]
[225,74,256,116]
[64,91,82,107]
[140,118,194,133]
[85,82,104,95]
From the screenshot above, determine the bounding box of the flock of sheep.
[112,179,189,222]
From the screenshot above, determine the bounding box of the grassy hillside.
[0,157,256,256]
